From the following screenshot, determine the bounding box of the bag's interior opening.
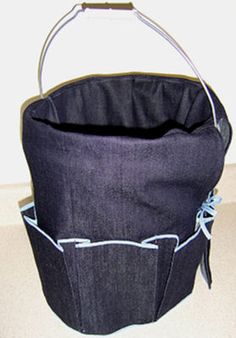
[30,74,218,137]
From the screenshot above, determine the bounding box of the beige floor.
[0,202,235,338]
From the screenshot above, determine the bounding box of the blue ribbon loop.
[196,191,222,240]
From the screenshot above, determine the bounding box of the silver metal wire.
[37,3,219,129]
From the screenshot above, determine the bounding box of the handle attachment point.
[81,2,134,10]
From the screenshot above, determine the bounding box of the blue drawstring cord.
[196,191,222,240]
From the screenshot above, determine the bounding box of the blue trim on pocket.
[20,190,222,253]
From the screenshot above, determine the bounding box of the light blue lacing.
[20,190,222,252]
[195,191,222,240]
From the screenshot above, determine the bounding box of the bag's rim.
[22,71,211,113]
[21,71,230,150]
[47,72,206,98]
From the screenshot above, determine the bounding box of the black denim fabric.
[157,226,210,319]
[21,73,232,335]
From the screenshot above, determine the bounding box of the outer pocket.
[73,239,160,334]
[21,203,171,335]
[20,204,80,331]
[20,201,215,335]
[157,227,209,319]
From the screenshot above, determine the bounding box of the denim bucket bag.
[20,2,232,335]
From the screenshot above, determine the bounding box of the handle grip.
[81,2,134,10]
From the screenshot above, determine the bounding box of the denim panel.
[23,119,225,244]
[74,243,159,334]
[151,237,178,320]
[21,202,217,334]
[22,75,229,244]
[22,216,80,330]
[200,223,213,289]
[157,229,208,319]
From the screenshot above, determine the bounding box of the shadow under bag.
[20,2,232,335]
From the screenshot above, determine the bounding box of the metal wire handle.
[37,2,219,130]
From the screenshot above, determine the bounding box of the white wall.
[1,0,235,185]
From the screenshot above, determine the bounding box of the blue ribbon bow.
[196,191,222,240]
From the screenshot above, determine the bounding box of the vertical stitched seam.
[184,87,203,126]
[67,152,84,330]
[62,249,82,329]
[156,249,176,319]
[76,249,85,332]
[47,95,59,120]
[152,249,159,322]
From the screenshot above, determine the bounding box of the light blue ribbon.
[196,191,222,240]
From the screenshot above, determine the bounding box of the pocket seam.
[156,248,176,319]
[62,246,82,329]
